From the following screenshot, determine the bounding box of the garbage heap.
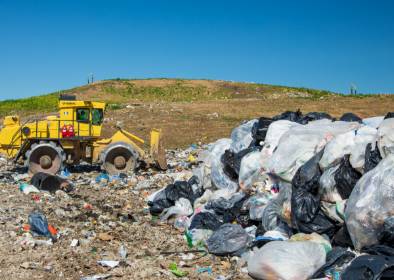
[148,110,394,280]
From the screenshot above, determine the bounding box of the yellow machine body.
[0,97,166,174]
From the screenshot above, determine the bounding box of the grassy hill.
[0,78,341,116]
[1,78,393,147]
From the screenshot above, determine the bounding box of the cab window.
[76,108,90,122]
[91,109,103,125]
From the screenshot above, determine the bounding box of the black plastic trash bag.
[251,117,273,144]
[340,254,394,280]
[206,223,249,256]
[291,150,338,237]
[339,112,362,123]
[28,210,52,238]
[148,189,173,215]
[299,112,333,125]
[149,176,203,215]
[378,217,394,247]
[332,224,354,248]
[189,212,223,231]
[272,110,303,123]
[364,143,382,173]
[384,112,394,119]
[31,172,73,193]
[312,247,356,278]
[221,148,256,180]
[291,150,323,223]
[333,155,361,199]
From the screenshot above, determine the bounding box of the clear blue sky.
[0,0,393,100]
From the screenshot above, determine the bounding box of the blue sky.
[0,0,393,99]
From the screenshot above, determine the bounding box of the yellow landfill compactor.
[0,95,167,175]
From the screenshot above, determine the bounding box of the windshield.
[91,108,103,125]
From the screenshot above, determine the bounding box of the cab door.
[74,108,91,137]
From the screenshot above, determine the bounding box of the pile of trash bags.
[148,110,394,279]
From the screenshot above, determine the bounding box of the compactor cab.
[0,95,167,175]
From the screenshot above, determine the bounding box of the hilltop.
[1,78,394,147]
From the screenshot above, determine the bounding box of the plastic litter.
[160,198,193,221]
[291,150,338,237]
[261,182,292,231]
[363,116,384,128]
[209,138,239,192]
[97,260,119,268]
[238,150,262,190]
[345,154,394,250]
[169,262,188,277]
[206,223,249,256]
[251,117,272,145]
[333,155,361,199]
[230,119,257,153]
[189,212,223,231]
[378,216,394,246]
[364,142,382,172]
[319,165,342,203]
[311,247,356,278]
[19,183,40,194]
[28,210,54,239]
[272,110,303,123]
[377,118,394,158]
[340,112,362,123]
[81,274,112,280]
[247,240,326,280]
[340,254,394,280]
[268,120,360,181]
[31,172,73,193]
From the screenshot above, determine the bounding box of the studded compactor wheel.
[101,142,138,175]
[25,141,65,174]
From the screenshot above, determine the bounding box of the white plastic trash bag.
[247,241,326,280]
[260,120,298,170]
[377,118,394,158]
[362,116,384,128]
[239,150,262,190]
[345,154,394,250]
[268,121,361,181]
[349,126,377,171]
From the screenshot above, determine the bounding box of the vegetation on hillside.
[0,78,386,116]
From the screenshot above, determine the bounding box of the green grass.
[0,78,389,117]
[0,93,59,116]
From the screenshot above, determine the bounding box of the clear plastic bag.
[230,119,257,153]
[247,241,326,280]
[319,165,342,203]
[238,150,262,190]
[209,138,239,192]
[345,154,394,250]
[261,182,292,231]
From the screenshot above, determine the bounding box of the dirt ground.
[102,95,394,148]
[0,150,249,280]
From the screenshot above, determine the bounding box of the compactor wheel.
[25,141,65,175]
[101,142,138,175]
